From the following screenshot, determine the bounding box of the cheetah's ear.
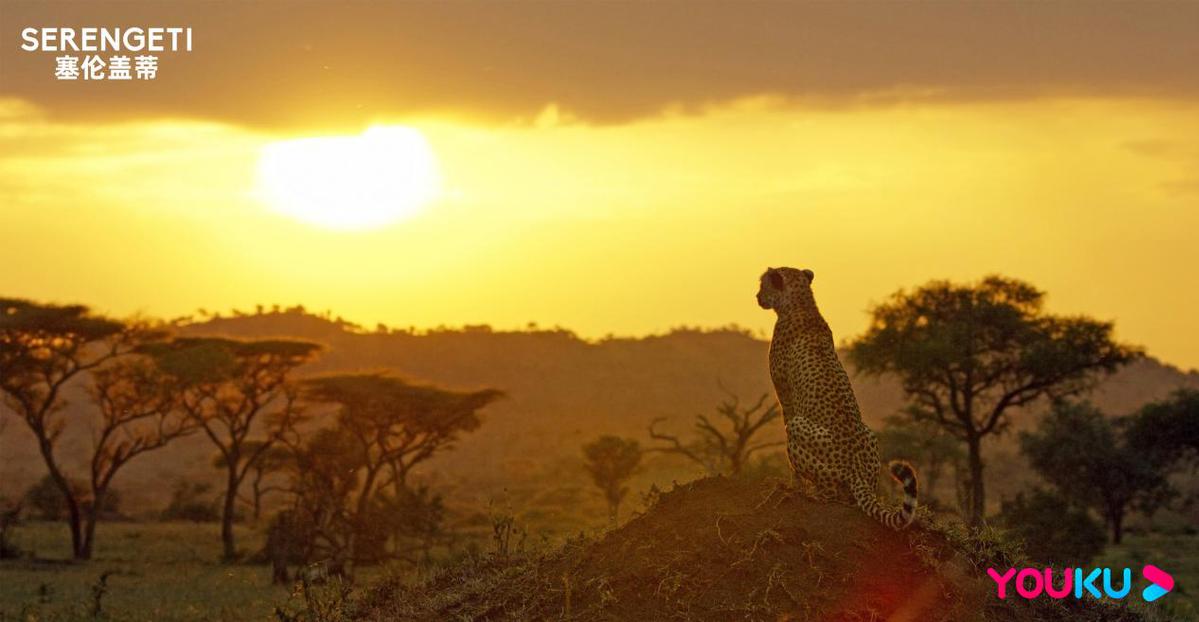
[767,269,785,290]
[801,269,814,282]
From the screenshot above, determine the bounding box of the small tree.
[649,387,782,476]
[1021,401,1174,544]
[384,484,447,563]
[848,276,1138,525]
[293,373,502,575]
[285,427,361,571]
[582,436,642,527]
[147,337,320,560]
[275,430,445,578]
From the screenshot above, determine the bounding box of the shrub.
[19,475,126,521]
[999,489,1106,566]
[160,480,220,522]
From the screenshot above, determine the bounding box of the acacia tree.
[1021,401,1174,544]
[148,337,320,560]
[0,299,129,558]
[83,356,196,557]
[293,373,502,575]
[649,387,782,476]
[582,436,642,527]
[848,276,1138,525]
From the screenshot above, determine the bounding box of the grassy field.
[1096,532,1199,621]
[0,521,294,621]
[2,519,1196,621]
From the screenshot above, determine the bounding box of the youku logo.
[988,565,1174,602]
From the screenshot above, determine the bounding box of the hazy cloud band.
[2,1,1198,129]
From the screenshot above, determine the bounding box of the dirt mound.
[355,477,1145,621]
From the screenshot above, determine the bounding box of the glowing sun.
[257,126,440,230]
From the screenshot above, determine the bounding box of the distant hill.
[2,310,1196,518]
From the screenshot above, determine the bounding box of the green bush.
[999,489,1106,566]
[21,475,122,521]
[160,480,220,522]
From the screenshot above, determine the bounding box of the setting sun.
[256,125,440,230]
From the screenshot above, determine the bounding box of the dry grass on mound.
[353,477,1146,622]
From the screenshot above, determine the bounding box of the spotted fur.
[758,266,917,529]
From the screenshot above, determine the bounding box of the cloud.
[2,2,1198,129]
[1122,139,1193,160]
[1120,138,1199,195]
[1161,178,1199,196]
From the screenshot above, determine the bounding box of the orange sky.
[1,3,1198,369]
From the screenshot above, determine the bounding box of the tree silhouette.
[1125,389,1199,472]
[283,427,361,574]
[649,387,782,476]
[847,276,1137,525]
[146,337,320,560]
[0,299,130,558]
[582,436,642,527]
[295,373,502,574]
[82,355,196,557]
[1021,401,1174,544]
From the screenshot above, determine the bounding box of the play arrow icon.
[1142,565,1174,602]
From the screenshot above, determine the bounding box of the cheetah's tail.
[888,460,919,527]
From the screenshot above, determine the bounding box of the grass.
[1,515,1194,621]
[1095,532,1199,621]
[0,521,290,621]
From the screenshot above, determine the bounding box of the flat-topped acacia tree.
[0,299,197,559]
[147,337,320,560]
[0,299,130,558]
[83,356,196,558]
[296,373,503,572]
[847,276,1138,526]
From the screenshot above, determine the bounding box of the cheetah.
[757,266,917,529]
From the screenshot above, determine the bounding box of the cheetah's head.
[757,267,814,311]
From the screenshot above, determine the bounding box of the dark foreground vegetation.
[354,477,1148,622]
